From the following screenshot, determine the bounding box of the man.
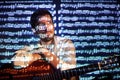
[12,9,79,80]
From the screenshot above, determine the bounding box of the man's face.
[35,14,54,42]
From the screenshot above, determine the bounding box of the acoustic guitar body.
[0,60,55,80]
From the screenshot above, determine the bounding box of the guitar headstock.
[98,55,120,70]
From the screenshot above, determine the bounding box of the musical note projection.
[0,0,119,80]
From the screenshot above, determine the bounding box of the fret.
[59,71,63,80]
[70,68,78,76]
[42,75,45,80]
[66,70,70,79]
[51,72,55,80]
[73,69,77,76]
[76,68,81,76]
[69,70,73,76]
[78,68,82,75]
[87,66,93,71]
[83,67,86,72]
[40,76,43,80]
[43,76,46,80]
[46,75,49,80]
[45,75,47,80]
[44,75,48,80]
[53,71,57,80]
[48,72,53,80]
[62,70,67,79]
[48,71,62,80]
[44,74,47,80]
[55,70,62,80]
[77,67,83,75]
[47,74,51,80]
[49,73,53,80]
[38,76,41,80]
[60,70,64,79]
[74,69,77,76]
[48,74,51,80]
[41,75,44,80]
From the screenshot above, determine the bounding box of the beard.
[41,37,53,42]
[38,33,54,42]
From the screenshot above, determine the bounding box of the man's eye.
[39,23,45,26]
[47,21,53,24]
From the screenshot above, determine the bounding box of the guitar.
[0,55,120,80]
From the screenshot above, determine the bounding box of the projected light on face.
[35,24,47,39]
[35,24,47,34]
[35,15,54,42]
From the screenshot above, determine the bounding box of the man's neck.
[40,39,54,45]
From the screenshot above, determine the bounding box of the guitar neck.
[39,63,99,80]
[42,55,120,80]
[62,63,99,78]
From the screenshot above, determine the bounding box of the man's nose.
[39,24,47,33]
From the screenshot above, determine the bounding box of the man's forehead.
[39,15,51,22]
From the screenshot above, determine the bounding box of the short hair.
[30,9,53,29]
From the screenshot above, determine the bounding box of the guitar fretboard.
[38,63,99,80]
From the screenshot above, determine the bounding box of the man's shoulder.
[55,36,65,40]
[54,36,73,43]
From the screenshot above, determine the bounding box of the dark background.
[0,0,119,80]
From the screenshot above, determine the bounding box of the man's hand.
[12,49,41,68]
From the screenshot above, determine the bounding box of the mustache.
[35,25,47,34]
